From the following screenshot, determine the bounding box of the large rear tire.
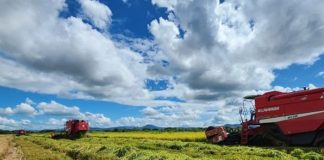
[318,141,324,148]
[313,131,324,147]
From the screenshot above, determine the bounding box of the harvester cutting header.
[206,87,324,146]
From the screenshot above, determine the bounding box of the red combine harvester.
[16,129,26,136]
[52,119,89,139]
[206,87,324,146]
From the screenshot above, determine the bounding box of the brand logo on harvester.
[257,106,280,113]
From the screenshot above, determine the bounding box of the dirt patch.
[0,135,24,160]
[0,135,11,159]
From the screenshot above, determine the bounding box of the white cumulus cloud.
[0,99,37,116]
[0,0,150,105]
[37,101,80,116]
[317,71,324,78]
[0,116,31,130]
[78,0,112,29]
[148,0,324,101]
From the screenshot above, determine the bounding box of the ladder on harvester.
[241,122,249,145]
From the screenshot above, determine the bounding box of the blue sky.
[0,0,323,130]
[272,54,324,88]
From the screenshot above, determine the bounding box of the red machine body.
[16,129,26,136]
[65,119,89,135]
[206,87,324,146]
[255,88,324,135]
[52,119,89,139]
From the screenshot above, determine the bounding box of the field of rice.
[88,131,206,141]
[14,131,324,160]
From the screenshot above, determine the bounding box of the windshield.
[240,99,256,122]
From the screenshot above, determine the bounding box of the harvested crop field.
[11,131,324,160]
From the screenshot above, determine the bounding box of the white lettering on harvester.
[257,106,280,113]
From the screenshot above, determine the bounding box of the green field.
[14,131,324,160]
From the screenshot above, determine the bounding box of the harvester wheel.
[314,131,324,147]
[51,133,66,139]
[318,141,324,147]
[68,132,86,140]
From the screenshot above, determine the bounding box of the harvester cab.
[239,96,259,145]
[240,96,258,123]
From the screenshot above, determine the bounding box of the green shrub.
[115,146,131,157]
[168,143,183,150]
[291,148,304,158]
[301,151,324,160]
